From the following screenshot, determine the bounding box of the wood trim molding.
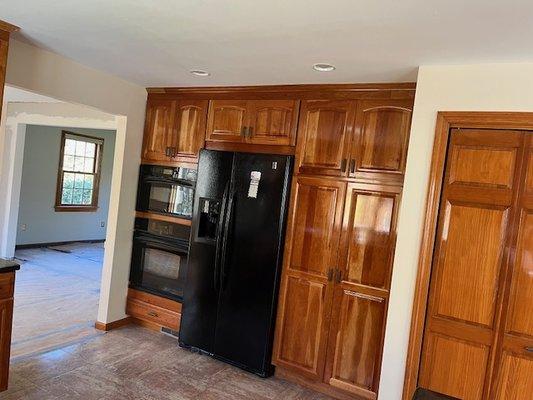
[94,317,132,331]
[0,20,20,33]
[135,211,192,226]
[402,111,533,400]
[146,83,416,100]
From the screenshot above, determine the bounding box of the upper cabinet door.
[247,100,299,146]
[273,176,346,381]
[142,99,175,163]
[350,99,412,182]
[296,100,356,177]
[172,100,208,162]
[206,100,248,143]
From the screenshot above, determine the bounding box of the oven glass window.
[141,248,185,298]
[148,184,194,218]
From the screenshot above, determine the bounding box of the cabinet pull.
[165,147,170,157]
[241,126,247,137]
[349,159,356,174]
[525,347,533,353]
[247,126,253,138]
[340,158,348,172]
[171,147,177,158]
[344,290,384,303]
[335,269,342,284]
[327,268,334,281]
[147,311,159,318]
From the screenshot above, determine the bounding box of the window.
[55,131,104,212]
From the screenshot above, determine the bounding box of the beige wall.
[4,39,147,324]
[380,63,533,399]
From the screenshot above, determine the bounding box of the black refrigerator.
[179,149,293,377]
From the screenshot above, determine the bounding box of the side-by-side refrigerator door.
[179,149,234,354]
[213,153,293,376]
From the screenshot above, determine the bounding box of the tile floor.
[4,325,334,400]
[12,242,104,358]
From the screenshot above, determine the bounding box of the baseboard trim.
[94,317,132,332]
[16,239,105,250]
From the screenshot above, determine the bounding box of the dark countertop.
[0,259,21,273]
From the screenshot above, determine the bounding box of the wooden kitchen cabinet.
[274,176,345,381]
[295,100,356,177]
[350,99,412,182]
[0,270,18,392]
[206,99,299,147]
[142,99,207,164]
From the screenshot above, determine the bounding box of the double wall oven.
[131,165,196,301]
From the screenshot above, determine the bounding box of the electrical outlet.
[100,221,105,228]
[20,224,27,231]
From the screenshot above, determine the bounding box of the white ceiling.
[2,0,533,87]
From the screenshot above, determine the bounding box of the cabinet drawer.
[126,298,180,330]
[0,273,14,300]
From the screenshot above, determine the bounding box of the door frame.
[402,111,533,400]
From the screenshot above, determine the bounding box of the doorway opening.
[0,85,120,358]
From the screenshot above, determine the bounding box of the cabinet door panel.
[274,177,345,381]
[248,100,299,146]
[495,352,533,400]
[340,184,400,289]
[420,333,489,400]
[328,290,386,396]
[351,100,412,181]
[296,100,355,176]
[173,100,208,161]
[0,298,13,391]
[206,100,247,143]
[142,100,174,163]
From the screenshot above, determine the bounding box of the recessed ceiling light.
[190,69,210,77]
[312,63,336,72]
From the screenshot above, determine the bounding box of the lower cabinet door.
[326,288,386,399]
[0,298,14,391]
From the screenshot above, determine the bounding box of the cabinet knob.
[147,311,159,318]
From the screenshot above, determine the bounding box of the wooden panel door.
[273,176,346,381]
[142,99,175,163]
[247,100,299,146]
[325,183,401,399]
[419,129,524,400]
[295,100,356,177]
[0,298,14,391]
[350,99,412,183]
[493,133,533,400]
[206,100,247,143]
[172,100,208,161]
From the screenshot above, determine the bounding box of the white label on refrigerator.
[248,171,261,198]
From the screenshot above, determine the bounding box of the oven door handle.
[142,177,195,187]
[220,189,236,291]
[214,182,230,292]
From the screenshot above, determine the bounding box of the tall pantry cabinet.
[273,97,413,400]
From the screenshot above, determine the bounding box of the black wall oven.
[130,217,190,301]
[137,165,196,219]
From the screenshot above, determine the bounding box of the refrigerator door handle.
[220,189,236,290]
[214,182,230,292]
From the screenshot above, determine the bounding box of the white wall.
[4,39,147,324]
[16,125,116,245]
[380,63,533,400]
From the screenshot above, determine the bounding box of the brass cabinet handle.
[327,268,334,282]
[335,269,343,284]
[349,159,356,174]
[147,311,159,318]
[340,158,348,172]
